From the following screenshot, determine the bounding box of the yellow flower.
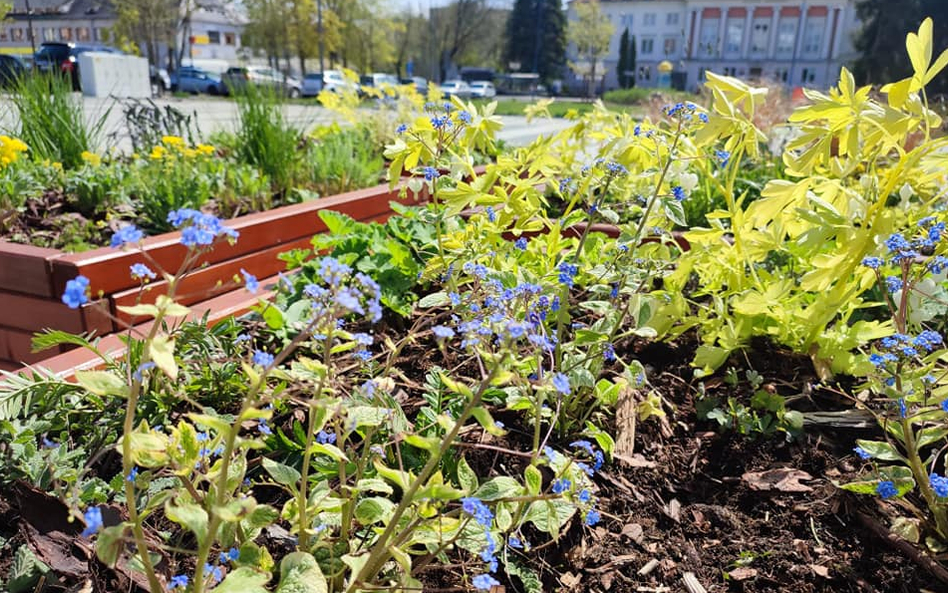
[150,145,167,160]
[0,135,28,168]
[81,151,102,166]
[161,135,185,148]
[196,144,215,156]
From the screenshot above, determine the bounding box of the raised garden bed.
[0,181,426,369]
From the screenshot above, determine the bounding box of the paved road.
[0,95,573,153]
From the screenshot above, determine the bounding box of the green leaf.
[354,497,396,525]
[523,499,577,534]
[457,456,479,493]
[474,477,522,500]
[9,545,49,593]
[116,303,160,318]
[917,427,948,449]
[262,457,302,487]
[276,552,328,593]
[855,440,906,462]
[75,370,127,397]
[374,459,413,491]
[470,407,505,436]
[524,465,542,496]
[148,334,178,380]
[418,291,450,308]
[165,500,209,545]
[354,478,393,495]
[505,557,543,593]
[214,567,271,593]
[129,431,168,466]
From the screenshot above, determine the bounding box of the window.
[207,30,221,44]
[724,18,744,56]
[0,29,6,41]
[666,12,679,26]
[801,68,815,84]
[801,16,825,57]
[698,18,719,56]
[750,19,770,56]
[10,28,22,41]
[775,19,796,58]
[641,37,654,54]
[664,37,676,55]
[76,27,90,42]
[59,27,72,41]
[638,65,651,81]
[620,13,633,27]
[644,13,656,26]
[43,27,55,42]
[225,32,236,45]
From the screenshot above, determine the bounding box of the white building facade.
[568,0,860,92]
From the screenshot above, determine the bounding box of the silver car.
[440,79,472,98]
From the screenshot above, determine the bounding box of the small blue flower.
[876,480,898,499]
[81,506,103,538]
[110,225,144,249]
[168,575,189,589]
[354,349,372,362]
[432,325,455,340]
[257,420,272,436]
[671,185,686,202]
[861,256,883,269]
[508,536,523,549]
[352,332,374,346]
[932,473,948,498]
[472,574,500,591]
[585,509,601,526]
[423,166,440,181]
[570,440,595,456]
[557,262,579,287]
[204,563,223,583]
[898,398,908,418]
[578,489,592,503]
[714,149,730,166]
[62,275,91,309]
[395,123,408,134]
[885,276,903,293]
[461,497,494,527]
[252,350,274,367]
[41,437,58,449]
[316,430,336,444]
[457,110,473,124]
[633,124,641,136]
[486,206,496,222]
[699,112,710,123]
[514,237,528,250]
[551,478,571,494]
[127,467,139,482]
[241,269,259,293]
[552,373,570,395]
[853,446,872,460]
[130,263,156,280]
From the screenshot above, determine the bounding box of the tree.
[113,0,178,66]
[629,34,637,88]
[852,0,948,94]
[504,0,566,82]
[568,0,614,97]
[617,27,629,88]
[432,0,499,81]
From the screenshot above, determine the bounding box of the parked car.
[150,66,171,96]
[360,72,400,94]
[469,80,496,99]
[221,66,302,98]
[34,42,121,90]
[440,79,472,99]
[400,76,428,95]
[301,73,323,97]
[0,55,28,87]
[171,67,222,95]
[320,69,360,94]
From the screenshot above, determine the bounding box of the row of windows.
[0,26,110,43]
[697,15,827,59]
[618,12,680,28]
[700,66,818,84]
[204,31,237,45]
[638,36,678,56]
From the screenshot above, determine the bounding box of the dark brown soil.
[1,332,943,593]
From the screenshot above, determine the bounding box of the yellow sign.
[191,34,210,45]
[658,60,674,73]
[0,46,35,55]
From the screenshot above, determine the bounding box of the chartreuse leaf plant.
[656,19,948,380]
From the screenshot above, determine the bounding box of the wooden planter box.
[0,181,425,370]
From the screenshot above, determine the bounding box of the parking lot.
[0,95,573,153]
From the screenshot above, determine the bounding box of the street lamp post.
[24,0,36,56]
[317,0,324,73]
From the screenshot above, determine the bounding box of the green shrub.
[232,84,302,194]
[300,126,384,197]
[601,87,655,105]
[8,73,108,169]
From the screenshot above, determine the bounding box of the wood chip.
[638,558,660,576]
[810,564,830,577]
[682,572,708,593]
[615,386,639,457]
[663,498,681,522]
[728,567,758,581]
[741,468,814,493]
[622,522,645,544]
